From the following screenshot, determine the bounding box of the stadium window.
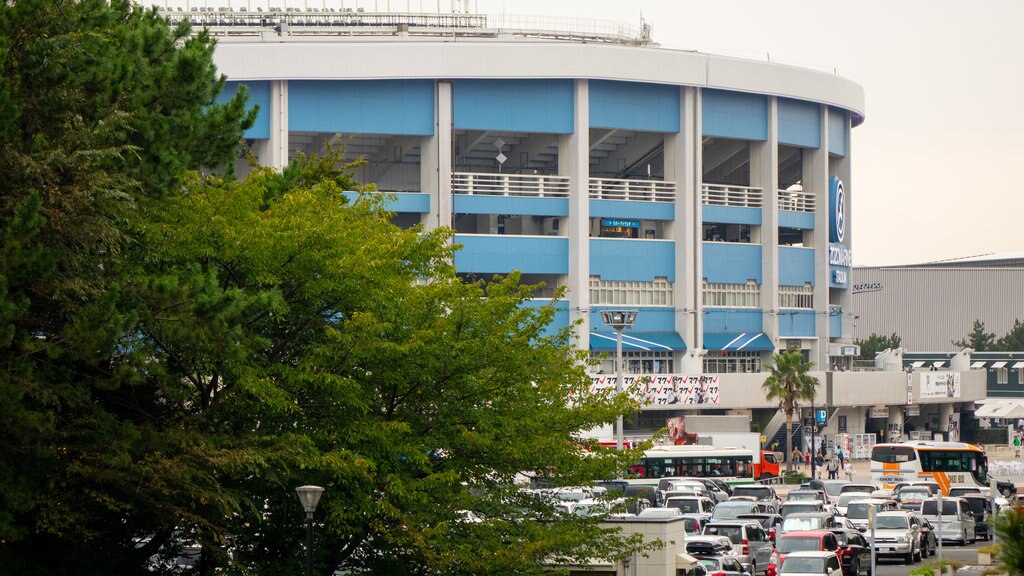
[998,367,1009,385]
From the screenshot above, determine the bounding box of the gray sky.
[479,0,1024,266]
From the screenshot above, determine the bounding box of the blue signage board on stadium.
[601,218,640,228]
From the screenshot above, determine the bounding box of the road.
[872,539,988,576]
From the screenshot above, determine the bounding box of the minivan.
[920,497,976,545]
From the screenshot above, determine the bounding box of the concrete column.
[887,407,905,443]
[753,97,780,352]
[810,105,830,369]
[831,113,853,341]
[668,87,702,373]
[260,79,289,170]
[427,81,453,231]
[563,80,591,349]
[938,403,954,441]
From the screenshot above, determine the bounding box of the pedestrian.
[837,447,845,467]
[1015,434,1021,459]
[792,447,803,469]
[814,453,824,479]
[827,456,839,480]
[844,459,854,482]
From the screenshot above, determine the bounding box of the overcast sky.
[168,0,1023,265]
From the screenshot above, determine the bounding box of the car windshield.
[698,559,722,571]
[837,494,863,507]
[781,504,819,518]
[898,490,929,501]
[780,557,825,574]
[783,517,825,532]
[921,500,959,516]
[841,485,874,494]
[876,516,909,530]
[789,492,818,502]
[739,515,772,529]
[734,486,772,499]
[963,499,989,515]
[823,482,848,497]
[705,525,743,544]
[668,499,701,514]
[846,503,874,520]
[778,537,824,553]
[714,502,753,519]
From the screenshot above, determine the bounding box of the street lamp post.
[601,309,639,451]
[296,485,325,576]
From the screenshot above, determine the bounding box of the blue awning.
[703,332,774,352]
[590,331,687,352]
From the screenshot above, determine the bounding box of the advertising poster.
[920,372,960,399]
[588,374,720,405]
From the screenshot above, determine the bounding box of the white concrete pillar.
[753,97,780,351]
[668,86,702,373]
[887,407,905,443]
[938,403,954,441]
[428,81,453,231]
[810,105,830,369]
[563,80,591,349]
[831,112,853,341]
[262,79,289,170]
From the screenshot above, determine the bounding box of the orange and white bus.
[870,441,988,495]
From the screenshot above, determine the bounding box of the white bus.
[628,445,756,487]
[869,441,989,494]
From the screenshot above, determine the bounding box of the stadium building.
[162,4,987,446]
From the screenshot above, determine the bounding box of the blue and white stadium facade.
[164,6,987,440]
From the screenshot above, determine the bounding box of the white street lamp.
[601,309,639,450]
[295,485,325,576]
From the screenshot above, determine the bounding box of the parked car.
[788,490,826,503]
[666,496,716,519]
[894,487,932,511]
[733,485,782,510]
[713,500,766,521]
[819,480,850,503]
[920,497,976,545]
[898,482,939,496]
[960,494,994,541]
[912,514,937,558]
[687,534,741,559]
[828,528,871,576]
[780,501,827,519]
[777,551,843,576]
[844,498,899,532]
[703,520,774,576]
[838,483,878,496]
[780,513,836,536]
[834,493,865,517]
[682,513,705,535]
[737,513,784,542]
[637,506,685,520]
[870,511,921,564]
[697,555,749,576]
[768,531,840,576]
[624,485,660,507]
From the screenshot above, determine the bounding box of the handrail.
[589,177,675,203]
[778,187,816,213]
[452,172,570,198]
[701,183,763,208]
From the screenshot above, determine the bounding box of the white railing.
[701,184,763,208]
[778,187,816,213]
[452,172,570,198]
[589,178,675,202]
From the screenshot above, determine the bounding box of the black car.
[829,528,872,576]
[913,514,937,558]
[960,494,994,541]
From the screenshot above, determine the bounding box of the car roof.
[785,551,838,558]
[876,510,913,517]
[781,530,831,538]
[783,500,825,506]
[689,535,731,543]
[846,498,894,504]
[706,519,760,527]
[785,512,831,519]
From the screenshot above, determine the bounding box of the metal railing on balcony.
[452,172,570,197]
[701,184,763,208]
[589,178,675,202]
[778,187,816,213]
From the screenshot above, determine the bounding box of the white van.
[920,497,976,545]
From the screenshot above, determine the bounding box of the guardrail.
[452,172,570,197]
[778,187,815,213]
[589,177,675,202]
[702,184,763,208]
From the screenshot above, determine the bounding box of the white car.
[778,551,843,576]
[870,511,922,565]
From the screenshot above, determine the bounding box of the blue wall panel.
[290,80,435,135]
[702,89,768,141]
[828,108,848,157]
[778,98,821,148]
[591,307,675,332]
[589,80,680,133]
[703,308,763,333]
[830,305,844,337]
[217,81,270,139]
[702,243,763,284]
[779,211,815,229]
[778,247,815,287]
[590,239,675,281]
[522,299,570,338]
[454,79,573,134]
[702,205,762,226]
[590,200,675,221]
[778,310,816,337]
[454,235,568,274]
[343,192,429,213]
[454,195,568,217]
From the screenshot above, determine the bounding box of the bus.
[628,445,756,486]
[869,441,988,495]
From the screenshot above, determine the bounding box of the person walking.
[827,455,839,479]
[792,447,804,470]
[844,459,854,482]
[837,447,845,467]
[1015,433,1021,459]
[814,453,824,479]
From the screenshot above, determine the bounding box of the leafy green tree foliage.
[954,319,998,351]
[855,332,902,360]
[997,319,1024,352]
[762,352,819,473]
[992,504,1024,575]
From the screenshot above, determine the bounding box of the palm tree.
[762,351,819,474]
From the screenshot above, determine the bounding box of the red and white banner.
[588,374,720,405]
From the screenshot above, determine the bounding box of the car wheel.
[914,545,921,562]
[751,561,757,576]
[904,548,914,565]
[850,558,859,576]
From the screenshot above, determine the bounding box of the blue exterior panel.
[778,98,821,148]
[778,310,817,337]
[590,239,675,281]
[343,191,429,213]
[829,108,848,157]
[703,309,763,333]
[453,79,574,134]
[454,235,568,275]
[779,211,815,229]
[217,81,270,139]
[702,243,762,284]
[454,195,568,217]
[522,299,570,338]
[778,247,815,287]
[703,205,762,226]
[702,89,768,141]
[589,80,680,133]
[289,80,435,135]
[590,200,675,221]
[591,307,675,333]
[830,305,844,337]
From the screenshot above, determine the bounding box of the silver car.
[870,511,921,564]
[703,520,773,576]
[920,497,976,545]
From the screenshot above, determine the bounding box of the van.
[920,497,976,545]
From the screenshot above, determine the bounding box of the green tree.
[992,504,1024,576]
[855,332,902,360]
[954,319,998,351]
[997,319,1024,352]
[762,351,819,474]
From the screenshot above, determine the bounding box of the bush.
[911,559,965,576]
[783,471,808,485]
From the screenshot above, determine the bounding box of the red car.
[767,531,840,576]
